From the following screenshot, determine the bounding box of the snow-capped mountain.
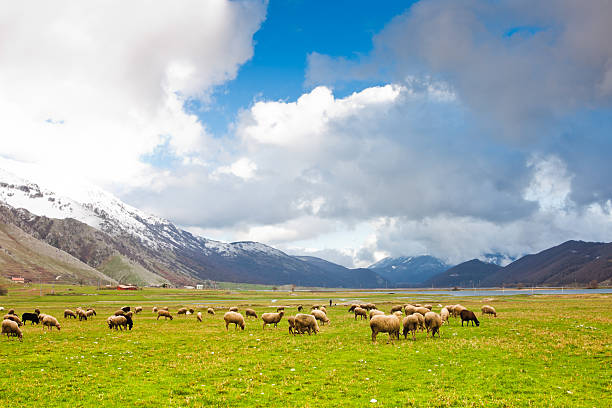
[0,165,384,287]
[369,255,452,286]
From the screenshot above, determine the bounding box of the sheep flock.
[1,300,494,344]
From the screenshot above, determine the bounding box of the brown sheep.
[402,314,419,340]
[276,306,285,312]
[370,315,400,343]
[404,305,417,315]
[224,312,245,330]
[452,304,467,318]
[177,308,188,316]
[245,308,258,319]
[390,305,404,313]
[319,306,327,315]
[424,311,442,338]
[229,306,239,312]
[64,309,77,319]
[348,304,359,312]
[354,307,368,320]
[294,314,319,335]
[157,310,173,320]
[42,315,61,331]
[87,308,97,316]
[481,305,497,317]
[440,307,450,324]
[3,314,23,326]
[207,308,215,315]
[135,306,143,314]
[414,307,430,316]
[369,310,385,320]
[311,309,330,325]
[310,305,320,310]
[2,319,22,341]
[288,316,296,335]
[152,307,158,313]
[262,311,284,329]
[365,303,377,311]
[460,310,480,327]
[85,310,95,319]
[423,304,433,310]
[114,309,126,317]
[414,312,425,331]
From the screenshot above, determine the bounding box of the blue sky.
[197,0,414,135]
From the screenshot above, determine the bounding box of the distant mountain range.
[1,167,611,288]
[368,255,452,286]
[0,168,387,288]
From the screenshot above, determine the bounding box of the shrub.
[0,285,8,296]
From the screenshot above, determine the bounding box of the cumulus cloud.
[0,0,266,189]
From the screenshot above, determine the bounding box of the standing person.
[329,299,332,307]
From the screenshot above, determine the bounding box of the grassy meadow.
[0,285,610,407]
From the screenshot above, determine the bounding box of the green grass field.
[0,285,610,407]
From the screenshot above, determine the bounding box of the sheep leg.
[371,331,377,342]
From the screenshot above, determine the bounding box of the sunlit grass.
[0,287,610,407]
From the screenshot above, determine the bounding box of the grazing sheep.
[42,315,61,331]
[311,309,330,325]
[393,311,403,320]
[157,310,173,320]
[177,308,188,316]
[288,316,296,335]
[424,312,442,338]
[413,313,425,331]
[152,307,158,313]
[297,305,303,312]
[189,308,194,314]
[276,306,285,312]
[444,305,455,314]
[8,309,15,315]
[245,308,258,319]
[114,309,126,317]
[64,309,77,319]
[85,310,95,319]
[2,319,22,341]
[481,305,497,317]
[262,311,284,329]
[87,308,97,316]
[197,312,202,322]
[440,307,450,324]
[3,314,23,326]
[207,308,215,315]
[229,307,238,312]
[22,312,40,325]
[319,306,327,314]
[223,312,245,331]
[107,316,114,329]
[134,306,143,314]
[460,310,480,327]
[348,304,359,313]
[77,309,89,321]
[424,304,433,310]
[112,315,133,331]
[365,303,377,311]
[38,313,48,323]
[404,305,417,315]
[402,314,419,340]
[370,315,401,343]
[452,304,467,318]
[354,307,368,320]
[414,307,430,316]
[390,305,404,313]
[294,313,319,335]
[369,310,385,320]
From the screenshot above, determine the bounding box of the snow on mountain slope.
[0,163,296,265]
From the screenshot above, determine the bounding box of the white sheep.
[262,311,284,329]
[294,314,319,335]
[224,312,245,330]
[424,312,442,338]
[311,309,330,325]
[2,319,22,341]
[42,315,61,331]
[370,315,400,343]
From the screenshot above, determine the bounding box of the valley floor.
[0,286,610,407]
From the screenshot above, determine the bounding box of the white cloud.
[0,0,266,189]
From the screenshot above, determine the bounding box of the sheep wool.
[262,311,284,329]
[424,312,442,338]
[311,309,330,325]
[370,315,400,343]
[224,312,245,331]
[294,314,319,335]
[2,319,22,341]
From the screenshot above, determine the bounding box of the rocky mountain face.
[0,169,388,288]
[482,240,612,286]
[369,255,452,287]
[422,259,503,288]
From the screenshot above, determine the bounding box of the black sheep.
[460,309,480,327]
[22,312,40,325]
[121,306,131,313]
